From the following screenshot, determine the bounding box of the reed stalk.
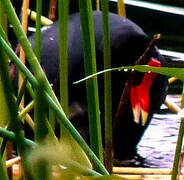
[79,0,104,165]
[58,0,69,116]
[34,0,49,144]
[34,84,48,143]
[0,40,26,156]
[101,0,113,173]
[171,117,184,180]
[118,0,126,17]
[118,174,184,179]
[0,2,8,129]
[171,105,184,180]
[35,0,42,62]
[0,127,35,147]
[58,0,88,170]
[0,12,26,179]
[19,0,30,108]
[46,0,58,133]
[47,0,59,132]
[113,167,175,175]
[0,3,9,180]
[27,9,53,25]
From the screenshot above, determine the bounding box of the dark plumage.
[29,11,168,161]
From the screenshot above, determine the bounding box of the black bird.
[29,11,168,161]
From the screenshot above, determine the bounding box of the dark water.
[137,95,182,168]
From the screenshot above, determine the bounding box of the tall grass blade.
[49,107,55,130]
[58,0,69,116]
[48,0,57,132]
[171,117,184,180]
[79,0,104,164]
[0,42,25,153]
[34,84,48,143]
[172,81,184,180]
[19,0,29,107]
[101,0,113,173]
[74,65,184,83]
[0,3,26,159]
[58,0,90,170]
[0,3,9,180]
[0,0,8,129]
[35,0,42,62]
[0,56,9,129]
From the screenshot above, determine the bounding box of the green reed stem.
[101,0,113,173]
[0,39,26,156]
[49,107,55,130]
[58,0,87,169]
[34,84,48,143]
[34,0,45,148]
[58,0,74,152]
[0,4,8,129]
[35,0,42,61]
[0,127,35,147]
[171,117,184,180]
[79,0,104,164]
[58,0,69,116]
[0,3,9,180]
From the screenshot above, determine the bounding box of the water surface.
[138,95,182,168]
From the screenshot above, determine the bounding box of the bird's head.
[130,58,161,126]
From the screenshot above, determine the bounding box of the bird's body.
[29,11,168,161]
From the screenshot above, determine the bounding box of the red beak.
[130,58,161,126]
